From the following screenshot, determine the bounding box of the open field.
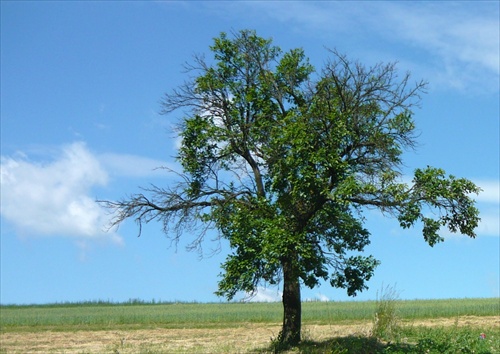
[1,298,499,353]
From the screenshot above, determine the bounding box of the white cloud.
[242,288,331,303]
[316,293,329,302]
[476,210,500,237]
[474,180,499,237]
[304,293,330,302]
[222,1,499,93]
[382,2,499,92]
[244,286,282,302]
[475,180,500,204]
[0,142,186,247]
[0,142,122,245]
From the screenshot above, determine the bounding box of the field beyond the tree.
[0,298,498,353]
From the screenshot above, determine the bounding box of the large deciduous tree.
[102,30,480,346]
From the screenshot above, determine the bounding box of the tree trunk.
[280,258,301,346]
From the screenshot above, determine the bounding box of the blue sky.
[1,1,499,305]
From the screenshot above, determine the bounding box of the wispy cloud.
[381,2,499,92]
[99,152,174,178]
[476,180,500,204]
[214,1,499,93]
[476,211,500,237]
[474,180,499,237]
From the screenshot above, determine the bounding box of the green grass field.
[1,297,498,331]
[0,298,498,353]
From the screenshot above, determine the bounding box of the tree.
[102,30,481,347]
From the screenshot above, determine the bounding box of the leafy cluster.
[102,30,481,303]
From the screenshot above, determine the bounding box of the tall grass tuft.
[371,284,401,341]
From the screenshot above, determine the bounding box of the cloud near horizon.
[245,287,282,302]
[244,287,330,302]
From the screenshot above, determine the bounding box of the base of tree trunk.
[277,328,301,347]
[279,259,302,348]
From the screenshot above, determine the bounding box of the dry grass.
[1,316,498,353]
[408,315,500,328]
[0,322,369,353]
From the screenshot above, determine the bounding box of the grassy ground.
[0,298,498,353]
[1,298,498,330]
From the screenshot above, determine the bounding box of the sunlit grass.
[1,298,498,333]
[276,325,499,354]
[0,298,498,353]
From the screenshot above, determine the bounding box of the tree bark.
[280,258,301,346]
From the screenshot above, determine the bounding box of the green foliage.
[173,30,480,301]
[406,326,499,354]
[102,28,481,345]
[281,328,498,354]
[398,167,482,246]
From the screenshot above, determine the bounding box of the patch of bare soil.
[1,316,498,353]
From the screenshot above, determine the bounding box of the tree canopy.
[102,30,481,346]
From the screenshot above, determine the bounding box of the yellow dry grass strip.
[0,323,366,353]
[403,315,500,328]
[1,323,271,353]
[0,316,497,353]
